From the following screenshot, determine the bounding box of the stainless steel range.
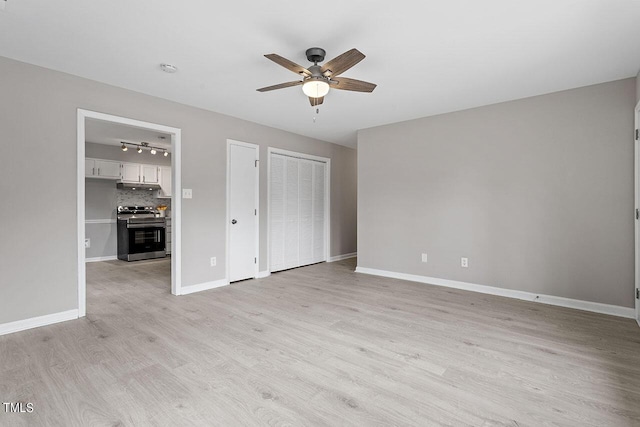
[117,206,166,261]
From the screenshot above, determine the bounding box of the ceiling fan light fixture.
[302,79,330,98]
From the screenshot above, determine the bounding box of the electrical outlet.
[183,188,193,199]
[210,257,216,267]
[421,253,428,263]
[461,257,468,268]
[84,238,90,249]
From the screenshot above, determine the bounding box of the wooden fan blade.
[308,96,324,106]
[330,77,377,92]
[256,80,303,92]
[321,48,365,77]
[264,54,311,76]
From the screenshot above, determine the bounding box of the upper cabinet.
[157,166,172,198]
[141,165,159,184]
[85,157,170,198]
[85,158,121,179]
[121,163,141,182]
[120,163,159,184]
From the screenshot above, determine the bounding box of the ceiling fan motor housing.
[306,47,326,64]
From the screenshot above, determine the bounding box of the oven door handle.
[126,223,166,229]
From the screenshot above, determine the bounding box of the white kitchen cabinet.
[95,159,121,179]
[85,158,121,179]
[141,165,159,184]
[85,159,95,177]
[157,166,172,198]
[121,163,141,183]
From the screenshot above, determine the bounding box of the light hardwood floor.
[1,258,640,426]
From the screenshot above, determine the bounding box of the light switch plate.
[182,189,193,199]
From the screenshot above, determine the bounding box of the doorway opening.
[77,110,182,317]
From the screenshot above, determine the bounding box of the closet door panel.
[284,157,299,269]
[313,162,326,263]
[299,160,314,265]
[269,155,285,272]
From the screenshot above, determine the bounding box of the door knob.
[231,219,237,224]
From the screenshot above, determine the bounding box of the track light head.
[121,143,128,152]
[150,148,157,155]
[137,147,143,154]
[163,150,169,157]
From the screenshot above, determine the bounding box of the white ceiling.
[1,1,639,148]
[85,118,172,150]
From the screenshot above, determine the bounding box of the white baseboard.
[328,252,357,262]
[355,267,635,319]
[180,279,229,295]
[256,271,271,279]
[0,309,79,336]
[86,255,118,263]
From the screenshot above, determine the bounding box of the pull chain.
[312,95,320,123]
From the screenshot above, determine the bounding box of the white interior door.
[635,101,640,326]
[270,151,328,273]
[229,142,258,282]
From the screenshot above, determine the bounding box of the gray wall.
[358,78,636,308]
[0,56,357,324]
[85,179,118,259]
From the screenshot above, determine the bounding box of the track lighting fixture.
[120,141,169,156]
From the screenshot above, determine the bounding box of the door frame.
[226,139,260,282]
[77,109,183,317]
[635,100,640,326]
[267,147,331,273]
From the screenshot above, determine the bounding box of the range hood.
[117,182,161,191]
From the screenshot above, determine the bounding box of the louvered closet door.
[284,157,299,270]
[270,153,327,273]
[269,155,286,272]
[312,162,326,263]
[298,160,314,266]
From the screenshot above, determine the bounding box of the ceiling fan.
[257,47,377,106]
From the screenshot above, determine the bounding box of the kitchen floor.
[87,257,171,303]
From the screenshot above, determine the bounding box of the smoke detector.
[160,63,178,74]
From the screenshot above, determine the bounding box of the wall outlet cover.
[84,238,90,249]
[182,188,193,199]
[421,253,428,263]
[461,257,468,268]
[210,257,216,267]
